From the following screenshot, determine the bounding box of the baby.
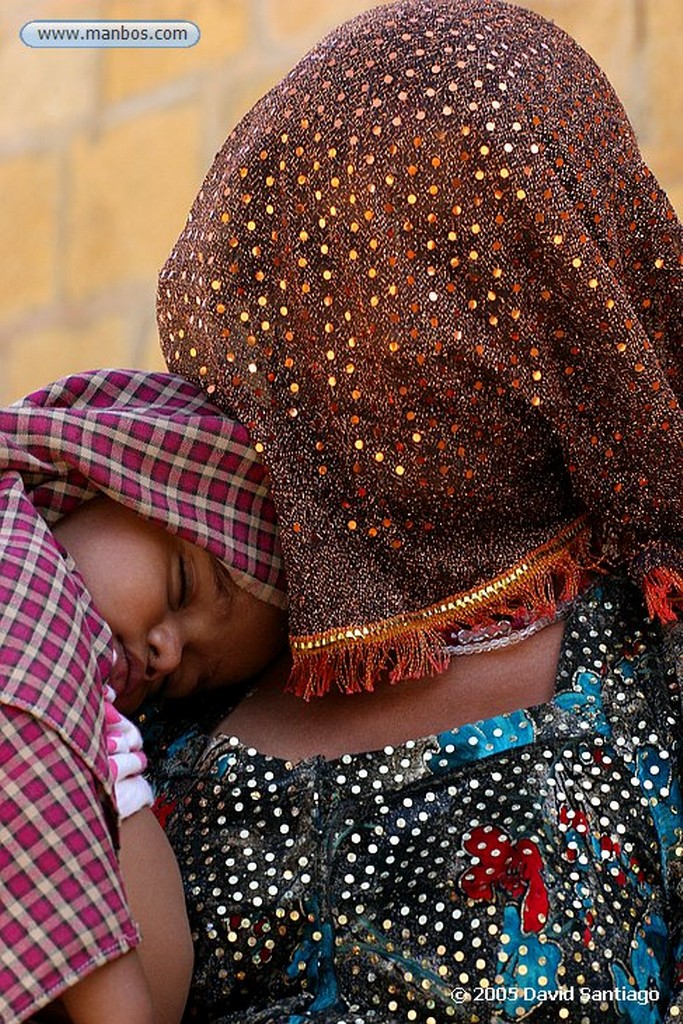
[0,369,287,1024]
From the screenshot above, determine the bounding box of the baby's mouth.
[109,639,147,710]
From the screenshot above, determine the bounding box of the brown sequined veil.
[158,0,682,697]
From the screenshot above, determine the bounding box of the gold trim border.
[291,516,590,653]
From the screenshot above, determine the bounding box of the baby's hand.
[103,685,153,820]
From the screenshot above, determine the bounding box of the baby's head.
[2,368,288,712]
[54,497,287,714]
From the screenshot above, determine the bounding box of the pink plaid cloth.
[0,369,285,1022]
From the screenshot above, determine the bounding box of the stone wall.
[1,0,680,402]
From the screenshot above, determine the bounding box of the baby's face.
[53,497,287,714]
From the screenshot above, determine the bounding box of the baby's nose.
[146,621,182,678]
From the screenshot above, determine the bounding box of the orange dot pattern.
[158,0,682,691]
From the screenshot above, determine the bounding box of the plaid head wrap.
[158,0,682,698]
[0,369,285,1019]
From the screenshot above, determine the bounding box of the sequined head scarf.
[158,0,682,698]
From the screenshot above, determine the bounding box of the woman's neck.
[215,618,566,762]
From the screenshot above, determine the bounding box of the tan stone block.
[212,62,289,145]
[102,0,249,101]
[178,0,249,64]
[642,142,683,214]
[666,183,683,221]
[3,315,129,404]
[261,0,380,47]
[0,1,98,146]
[642,0,683,146]
[0,154,59,319]
[140,322,167,372]
[65,104,201,300]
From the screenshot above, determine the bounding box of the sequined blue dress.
[141,581,683,1023]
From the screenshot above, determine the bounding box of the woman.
[149,0,682,1019]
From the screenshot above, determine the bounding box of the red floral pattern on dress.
[152,793,178,830]
[558,801,647,887]
[460,825,549,932]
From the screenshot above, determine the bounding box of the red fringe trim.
[287,518,600,699]
[643,567,683,625]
